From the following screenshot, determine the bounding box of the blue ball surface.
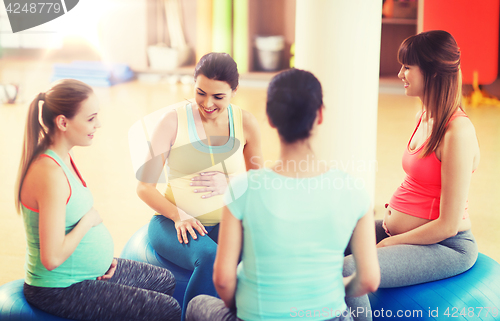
[120,224,192,307]
[368,253,500,320]
[0,279,72,321]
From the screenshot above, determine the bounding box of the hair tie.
[38,92,45,101]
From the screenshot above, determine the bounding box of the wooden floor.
[1,58,499,286]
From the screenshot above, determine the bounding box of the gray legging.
[186,294,354,321]
[24,258,181,321]
[343,220,478,321]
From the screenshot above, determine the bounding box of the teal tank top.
[224,169,370,320]
[22,149,114,287]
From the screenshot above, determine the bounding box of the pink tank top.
[389,109,469,220]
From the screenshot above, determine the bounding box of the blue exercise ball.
[0,279,73,321]
[368,253,500,320]
[120,224,192,308]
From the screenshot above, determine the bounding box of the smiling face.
[398,64,425,100]
[65,94,101,146]
[194,74,236,120]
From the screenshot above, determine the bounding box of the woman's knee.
[186,295,238,321]
[194,242,217,268]
[143,259,176,281]
[186,295,215,321]
[440,231,479,274]
[149,264,177,292]
[153,295,182,320]
[457,245,478,275]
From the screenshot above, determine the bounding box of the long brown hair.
[398,30,463,157]
[15,79,93,213]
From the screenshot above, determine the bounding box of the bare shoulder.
[441,115,480,160]
[445,116,477,141]
[22,156,69,202]
[158,108,178,128]
[241,109,260,133]
[31,157,68,186]
[241,109,261,144]
[151,108,178,147]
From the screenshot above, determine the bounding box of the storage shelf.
[136,66,279,80]
[382,18,417,25]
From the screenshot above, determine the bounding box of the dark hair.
[398,30,462,157]
[266,68,323,144]
[15,79,93,213]
[194,52,239,90]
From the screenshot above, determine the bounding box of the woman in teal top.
[16,79,181,320]
[186,69,380,320]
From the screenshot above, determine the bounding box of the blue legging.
[148,215,219,321]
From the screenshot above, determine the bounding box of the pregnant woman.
[136,52,263,319]
[16,79,181,320]
[344,30,480,321]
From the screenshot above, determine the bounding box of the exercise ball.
[120,224,192,308]
[0,279,73,321]
[368,253,500,320]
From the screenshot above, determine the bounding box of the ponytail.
[15,94,48,213]
[15,79,93,213]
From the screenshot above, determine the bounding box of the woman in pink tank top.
[343,30,480,321]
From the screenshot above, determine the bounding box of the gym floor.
[0,57,499,286]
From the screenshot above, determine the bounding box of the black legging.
[24,258,181,321]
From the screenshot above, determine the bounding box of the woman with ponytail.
[186,69,380,321]
[16,79,181,320]
[343,30,480,321]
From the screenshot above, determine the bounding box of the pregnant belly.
[383,206,432,235]
[384,206,472,236]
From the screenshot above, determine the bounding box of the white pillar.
[295,0,382,202]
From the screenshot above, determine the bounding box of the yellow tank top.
[160,103,246,226]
